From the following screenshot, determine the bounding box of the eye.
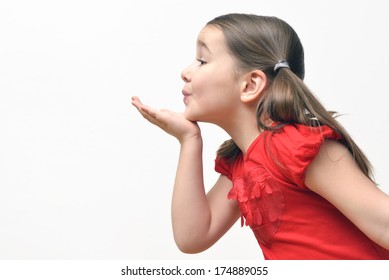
[197,59,207,66]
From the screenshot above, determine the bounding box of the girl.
[131,13,389,259]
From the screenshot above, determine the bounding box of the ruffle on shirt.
[227,166,285,246]
[267,124,342,188]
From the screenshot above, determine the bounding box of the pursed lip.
[182,89,192,104]
[182,89,191,96]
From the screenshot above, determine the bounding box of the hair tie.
[274,59,290,73]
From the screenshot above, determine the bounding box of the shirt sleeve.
[267,124,342,188]
[214,155,233,180]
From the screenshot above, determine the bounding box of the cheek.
[184,67,239,121]
[190,73,207,94]
[191,71,227,97]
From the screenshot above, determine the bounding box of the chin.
[183,109,196,121]
[184,113,198,122]
[184,109,213,123]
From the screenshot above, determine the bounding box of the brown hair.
[208,13,373,180]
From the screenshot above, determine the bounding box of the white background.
[0,0,388,260]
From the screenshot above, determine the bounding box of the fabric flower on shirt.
[228,166,285,246]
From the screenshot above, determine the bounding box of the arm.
[131,97,240,253]
[172,137,240,253]
[305,140,389,249]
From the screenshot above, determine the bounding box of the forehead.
[196,25,228,53]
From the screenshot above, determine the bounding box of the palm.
[131,96,200,142]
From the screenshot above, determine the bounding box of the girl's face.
[181,25,242,125]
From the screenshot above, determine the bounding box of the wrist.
[179,133,203,146]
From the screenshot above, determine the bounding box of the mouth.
[182,90,191,105]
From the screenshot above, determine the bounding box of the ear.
[240,70,267,103]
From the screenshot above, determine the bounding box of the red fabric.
[215,124,389,260]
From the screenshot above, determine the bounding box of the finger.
[131,96,158,117]
[131,97,152,117]
[131,96,144,111]
[131,97,164,127]
[139,104,159,119]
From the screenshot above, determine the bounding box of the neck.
[216,110,261,155]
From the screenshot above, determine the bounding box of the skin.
[132,25,389,253]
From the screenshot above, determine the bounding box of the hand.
[131,96,201,143]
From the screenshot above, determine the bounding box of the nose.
[181,64,192,83]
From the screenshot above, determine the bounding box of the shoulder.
[270,124,340,147]
[214,154,243,181]
[264,124,342,187]
[305,139,361,190]
[268,124,341,158]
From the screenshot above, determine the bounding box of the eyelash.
[197,59,207,66]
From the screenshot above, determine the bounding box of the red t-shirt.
[215,124,389,259]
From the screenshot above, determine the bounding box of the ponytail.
[265,68,373,179]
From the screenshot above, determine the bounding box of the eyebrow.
[196,39,213,54]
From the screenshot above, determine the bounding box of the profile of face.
[180,25,243,125]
